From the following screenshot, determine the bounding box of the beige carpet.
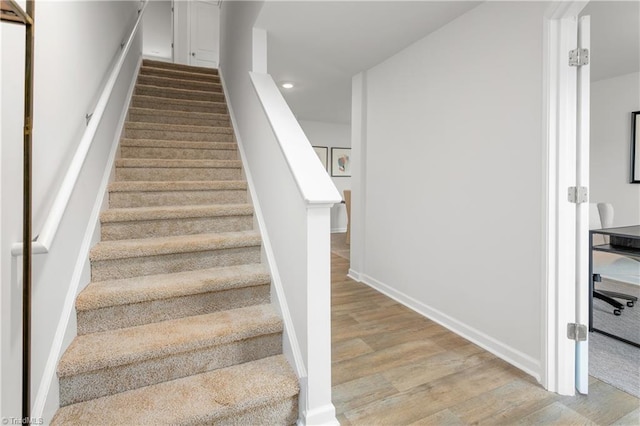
[51,59,298,425]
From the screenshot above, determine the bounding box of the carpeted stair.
[51,59,299,425]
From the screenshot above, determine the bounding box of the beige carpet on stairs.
[51,59,299,425]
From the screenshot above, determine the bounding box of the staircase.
[51,60,299,425]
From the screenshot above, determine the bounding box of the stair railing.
[10,0,148,257]
[3,1,148,422]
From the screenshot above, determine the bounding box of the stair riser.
[135,86,224,103]
[78,284,270,334]
[128,111,230,127]
[137,74,222,92]
[202,397,299,426]
[91,246,261,281]
[59,333,282,406]
[109,190,248,208]
[115,167,242,182]
[140,66,220,83]
[101,215,254,240]
[131,96,227,114]
[120,146,237,160]
[142,60,218,76]
[124,128,234,142]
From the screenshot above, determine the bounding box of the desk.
[589,225,640,347]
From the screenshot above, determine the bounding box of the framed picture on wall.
[313,146,328,171]
[331,147,351,177]
[632,111,640,183]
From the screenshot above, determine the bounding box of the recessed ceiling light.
[281,82,294,89]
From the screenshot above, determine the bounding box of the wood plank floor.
[330,251,640,425]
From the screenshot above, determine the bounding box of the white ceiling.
[581,1,640,82]
[256,1,640,124]
[255,1,481,123]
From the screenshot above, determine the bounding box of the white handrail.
[11,1,148,256]
[249,72,341,206]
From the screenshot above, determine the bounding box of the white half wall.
[590,72,640,226]
[353,1,551,380]
[299,120,351,233]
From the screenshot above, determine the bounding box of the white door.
[575,14,591,395]
[189,0,219,68]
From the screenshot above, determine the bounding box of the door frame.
[542,0,589,396]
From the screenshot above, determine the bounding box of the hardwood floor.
[330,252,640,425]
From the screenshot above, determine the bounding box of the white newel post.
[304,205,338,425]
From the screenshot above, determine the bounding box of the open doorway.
[581,1,640,398]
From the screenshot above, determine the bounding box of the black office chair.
[591,203,639,316]
[592,273,636,316]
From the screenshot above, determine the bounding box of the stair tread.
[58,305,281,377]
[90,230,261,261]
[52,355,297,425]
[140,64,219,79]
[101,203,253,223]
[142,59,219,75]
[125,121,233,134]
[140,66,221,82]
[76,264,270,311]
[136,83,219,96]
[115,158,242,169]
[128,107,229,120]
[132,94,226,107]
[120,138,235,150]
[108,180,247,192]
[138,74,222,88]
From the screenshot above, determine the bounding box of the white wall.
[299,120,351,232]
[1,1,142,421]
[352,1,550,379]
[590,72,640,226]
[143,0,173,61]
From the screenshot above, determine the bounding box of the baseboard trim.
[358,272,542,381]
[347,268,361,282]
[33,53,143,422]
[299,403,339,426]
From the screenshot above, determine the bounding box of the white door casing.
[542,0,589,397]
[575,14,591,395]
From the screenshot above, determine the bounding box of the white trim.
[358,273,541,380]
[10,0,149,257]
[249,72,341,206]
[218,72,307,380]
[142,53,172,63]
[542,0,589,396]
[32,54,143,422]
[347,269,362,282]
[330,227,347,234]
[575,14,591,395]
[300,404,339,426]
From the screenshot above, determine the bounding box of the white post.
[303,205,337,425]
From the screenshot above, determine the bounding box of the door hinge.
[568,186,588,204]
[569,48,589,66]
[567,323,587,341]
